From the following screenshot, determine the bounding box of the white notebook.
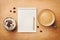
[18,8,36,32]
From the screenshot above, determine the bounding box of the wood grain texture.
[0,0,60,40]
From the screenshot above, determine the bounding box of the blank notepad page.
[18,8,36,32]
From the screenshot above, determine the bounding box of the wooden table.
[0,0,60,40]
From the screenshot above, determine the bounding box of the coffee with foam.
[38,9,55,26]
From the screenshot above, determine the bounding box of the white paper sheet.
[18,8,36,32]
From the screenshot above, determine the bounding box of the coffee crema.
[38,9,55,26]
